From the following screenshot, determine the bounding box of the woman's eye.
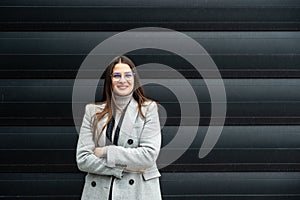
[113,74,121,78]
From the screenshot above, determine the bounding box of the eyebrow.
[113,71,132,74]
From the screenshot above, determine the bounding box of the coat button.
[91,181,96,187]
[129,179,134,185]
[127,139,133,145]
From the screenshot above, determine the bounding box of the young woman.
[76,55,162,200]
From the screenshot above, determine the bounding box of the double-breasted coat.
[76,99,162,200]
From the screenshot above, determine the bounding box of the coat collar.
[120,98,139,136]
[96,98,139,145]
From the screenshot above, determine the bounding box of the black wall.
[0,1,300,199]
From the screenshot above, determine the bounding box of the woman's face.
[111,62,134,96]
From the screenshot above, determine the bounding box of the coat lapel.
[118,98,139,146]
[95,107,108,147]
[95,99,139,147]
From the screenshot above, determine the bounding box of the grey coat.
[76,99,162,200]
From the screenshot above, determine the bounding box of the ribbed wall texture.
[0,0,300,199]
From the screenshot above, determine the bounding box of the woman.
[76,55,162,200]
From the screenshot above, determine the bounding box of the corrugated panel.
[0,173,300,199]
[0,0,299,199]
[0,0,300,31]
[0,32,300,78]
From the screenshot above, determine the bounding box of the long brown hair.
[92,55,150,143]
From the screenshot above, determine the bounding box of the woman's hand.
[93,147,106,158]
[126,167,146,173]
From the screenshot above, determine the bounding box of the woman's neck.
[113,92,133,110]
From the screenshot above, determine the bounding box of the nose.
[119,75,127,82]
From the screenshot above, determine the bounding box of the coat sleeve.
[76,104,124,179]
[105,101,161,169]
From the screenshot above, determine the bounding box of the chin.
[115,89,132,96]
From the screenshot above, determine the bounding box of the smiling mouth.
[117,85,128,90]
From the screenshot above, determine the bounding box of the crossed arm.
[76,102,161,178]
[93,146,144,172]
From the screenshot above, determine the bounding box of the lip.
[117,85,128,90]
